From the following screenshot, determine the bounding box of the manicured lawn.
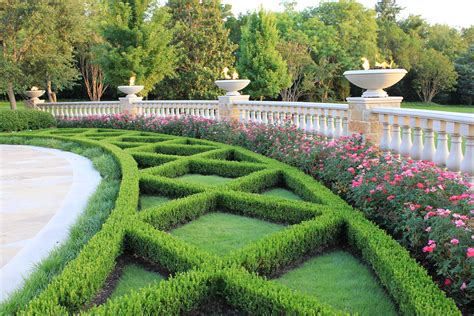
[402,102,473,113]
[171,212,284,256]
[110,264,164,299]
[176,174,234,187]
[275,250,397,316]
[0,100,26,110]
[261,188,302,201]
[139,195,170,210]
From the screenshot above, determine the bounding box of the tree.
[277,41,316,101]
[375,0,402,22]
[95,0,175,95]
[426,24,466,60]
[76,0,108,101]
[301,0,379,100]
[26,0,85,102]
[156,0,236,100]
[455,45,474,105]
[413,49,457,103]
[0,0,80,109]
[237,9,291,99]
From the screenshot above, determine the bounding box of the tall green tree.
[237,8,291,100]
[156,0,236,100]
[426,24,466,60]
[413,49,457,102]
[0,0,82,108]
[95,0,175,95]
[455,45,474,105]
[302,0,379,100]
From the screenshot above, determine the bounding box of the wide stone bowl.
[25,90,45,99]
[215,79,250,96]
[343,69,407,98]
[117,85,144,98]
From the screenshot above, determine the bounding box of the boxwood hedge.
[0,128,460,315]
[0,110,56,132]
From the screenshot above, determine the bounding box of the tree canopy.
[237,9,291,99]
[1,0,472,105]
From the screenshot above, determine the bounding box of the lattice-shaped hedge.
[0,128,460,315]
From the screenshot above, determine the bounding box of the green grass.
[275,250,398,316]
[402,102,473,113]
[176,174,234,187]
[0,100,26,110]
[261,188,302,201]
[139,195,171,210]
[110,264,165,300]
[0,137,121,315]
[171,212,284,256]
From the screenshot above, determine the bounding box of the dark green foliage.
[0,128,459,315]
[157,0,236,99]
[237,8,291,99]
[0,109,56,131]
[95,0,175,95]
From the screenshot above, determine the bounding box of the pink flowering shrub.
[58,114,473,310]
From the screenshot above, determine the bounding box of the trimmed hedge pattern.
[0,128,460,315]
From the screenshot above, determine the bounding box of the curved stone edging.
[0,145,101,302]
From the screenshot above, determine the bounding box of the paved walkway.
[0,145,101,301]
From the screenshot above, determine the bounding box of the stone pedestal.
[119,96,142,116]
[346,97,403,143]
[25,99,45,109]
[218,95,249,121]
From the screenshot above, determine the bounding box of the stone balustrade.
[133,100,219,119]
[36,97,473,182]
[373,108,474,182]
[38,101,121,117]
[234,100,349,138]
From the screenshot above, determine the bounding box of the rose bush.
[58,114,473,310]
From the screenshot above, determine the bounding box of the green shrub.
[0,110,56,132]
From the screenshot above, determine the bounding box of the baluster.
[319,111,327,136]
[306,113,314,133]
[400,117,412,156]
[446,122,463,171]
[267,108,275,125]
[421,118,435,161]
[460,130,474,183]
[409,117,422,159]
[389,115,401,153]
[326,113,334,139]
[379,114,390,151]
[299,111,306,130]
[433,120,448,166]
[334,110,343,138]
[313,112,320,133]
[249,110,255,122]
[261,109,268,125]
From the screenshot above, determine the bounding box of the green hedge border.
[0,128,459,315]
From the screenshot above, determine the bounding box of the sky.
[221,0,474,29]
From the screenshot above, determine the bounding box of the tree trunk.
[7,82,17,110]
[46,80,57,103]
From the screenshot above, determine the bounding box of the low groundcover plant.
[58,114,473,310]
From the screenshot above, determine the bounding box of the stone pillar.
[218,95,249,121]
[346,96,403,143]
[119,96,142,116]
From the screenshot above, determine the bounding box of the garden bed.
[0,128,460,315]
